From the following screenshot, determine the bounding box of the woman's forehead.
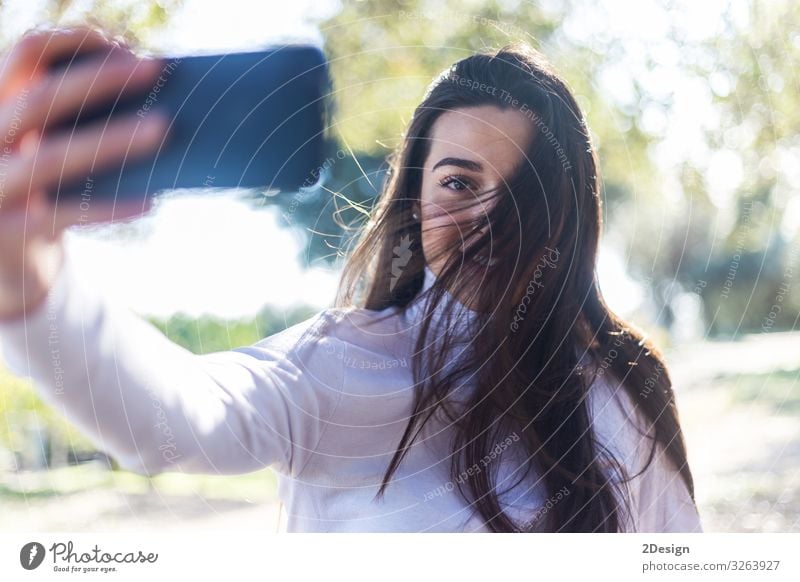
[427,105,535,181]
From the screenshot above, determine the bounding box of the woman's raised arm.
[0,27,344,479]
[0,242,344,477]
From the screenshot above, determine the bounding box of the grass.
[0,462,279,504]
[715,368,800,415]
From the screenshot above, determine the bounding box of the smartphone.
[44,45,332,202]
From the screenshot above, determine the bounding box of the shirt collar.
[402,263,477,335]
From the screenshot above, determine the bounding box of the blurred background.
[0,0,798,533]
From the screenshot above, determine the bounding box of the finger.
[0,26,114,97]
[0,54,163,142]
[2,111,168,202]
[0,191,54,245]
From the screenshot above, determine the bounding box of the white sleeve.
[631,437,704,532]
[588,370,703,533]
[0,245,344,478]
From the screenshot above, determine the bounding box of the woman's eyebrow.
[432,157,484,173]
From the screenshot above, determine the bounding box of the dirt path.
[1,487,282,532]
[668,332,800,532]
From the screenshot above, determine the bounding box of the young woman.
[0,27,702,532]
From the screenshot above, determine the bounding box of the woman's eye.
[439,175,474,192]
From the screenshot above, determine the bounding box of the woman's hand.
[0,26,167,321]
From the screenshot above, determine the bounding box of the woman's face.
[413,104,534,279]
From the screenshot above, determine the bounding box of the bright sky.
[0,0,750,322]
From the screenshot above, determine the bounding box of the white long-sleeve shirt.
[0,245,703,532]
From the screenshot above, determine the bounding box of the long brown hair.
[335,42,695,532]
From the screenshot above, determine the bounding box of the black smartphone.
[44,45,332,202]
